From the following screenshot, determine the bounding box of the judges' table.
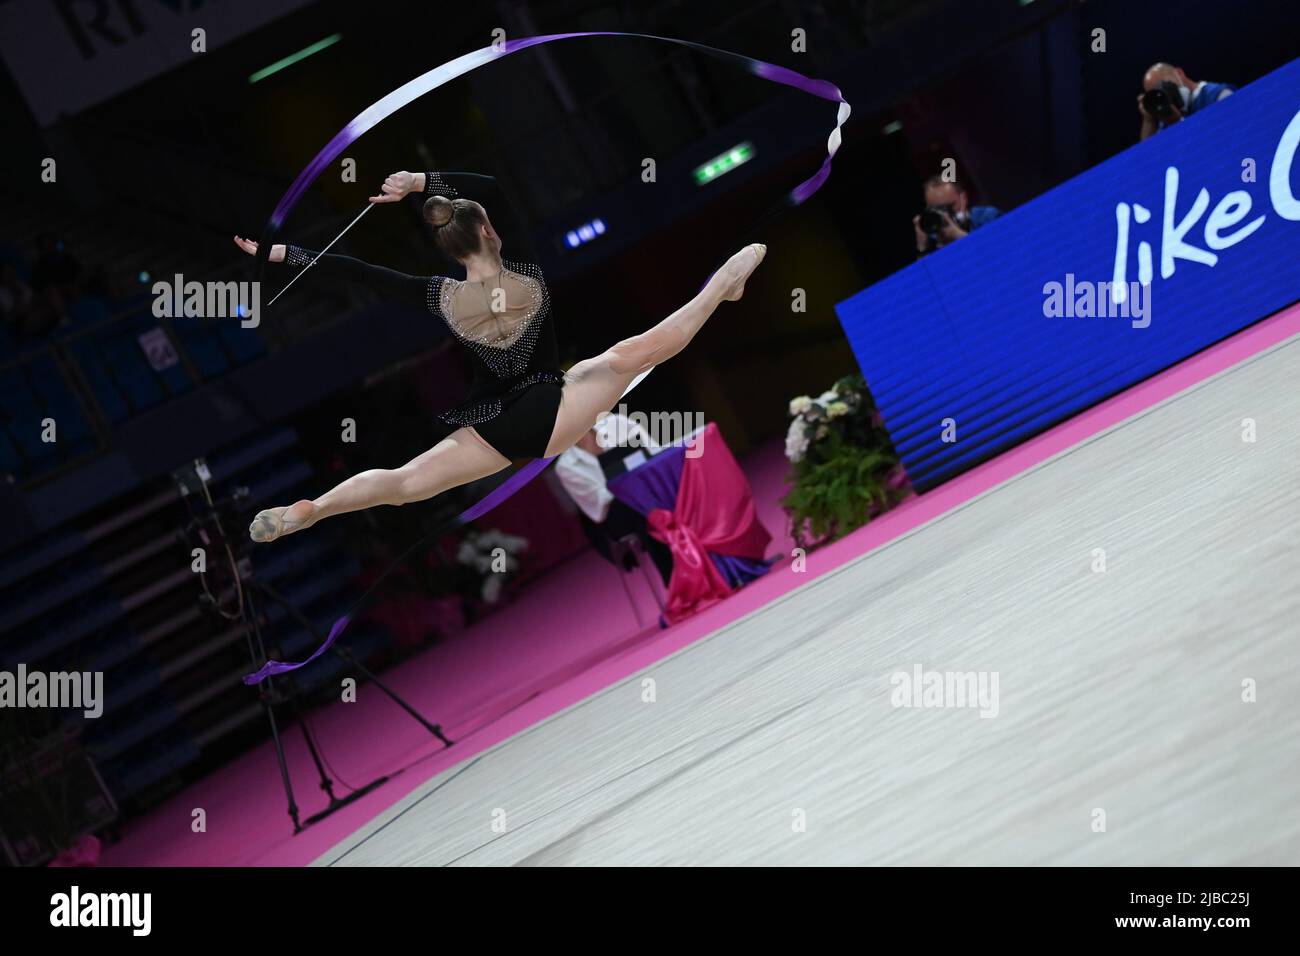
[607,422,772,624]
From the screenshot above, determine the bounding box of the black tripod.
[176,458,453,836]
[244,579,452,831]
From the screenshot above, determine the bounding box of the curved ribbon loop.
[243,33,850,685]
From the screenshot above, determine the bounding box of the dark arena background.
[0,0,1296,921]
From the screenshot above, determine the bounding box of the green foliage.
[780,374,909,551]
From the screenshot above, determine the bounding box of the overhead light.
[249,34,342,84]
[561,217,608,250]
[694,142,755,185]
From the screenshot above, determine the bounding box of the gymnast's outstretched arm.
[231,235,436,310]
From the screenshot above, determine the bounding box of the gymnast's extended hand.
[369,170,426,203]
[231,236,286,261]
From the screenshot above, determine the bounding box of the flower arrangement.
[781,374,910,550]
[455,528,529,603]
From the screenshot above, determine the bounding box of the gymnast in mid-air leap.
[233,170,765,542]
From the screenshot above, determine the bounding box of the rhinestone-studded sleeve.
[285,245,315,267]
[423,173,460,198]
[278,246,438,313]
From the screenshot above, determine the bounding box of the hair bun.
[423,195,455,228]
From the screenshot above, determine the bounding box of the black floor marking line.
[331,658,890,866]
[457,691,874,865]
[323,754,488,866]
[433,727,732,866]
[507,699,814,867]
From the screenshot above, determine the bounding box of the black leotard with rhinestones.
[278,172,563,437]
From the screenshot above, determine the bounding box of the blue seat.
[26,353,92,444]
[95,327,165,411]
[68,296,111,330]
[81,623,140,671]
[0,528,84,590]
[250,532,341,589]
[214,319,266,364]
[206,427,297,482]
[67,338,131,423]
[85,698,183,761]
[0,367,59,470]
[172,315,232,378]
[0,564,112,642]
[97,658,164,713]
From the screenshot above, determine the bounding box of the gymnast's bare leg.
[249,243,765,542]
[249,429,510,542]
[544,243,765,455]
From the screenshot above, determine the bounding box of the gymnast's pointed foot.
[720,243,766,302]
[249,499,317,543]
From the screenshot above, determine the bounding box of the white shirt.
[555,413,661,523]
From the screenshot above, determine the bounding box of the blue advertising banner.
[836,57,1300,491]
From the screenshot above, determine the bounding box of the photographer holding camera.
[1138,62,1235,141]
[912,174,1001,257]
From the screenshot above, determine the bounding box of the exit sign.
[693,142,755,185]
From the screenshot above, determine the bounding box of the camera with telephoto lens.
[1142,81,1183,121]
[919,204,955,235]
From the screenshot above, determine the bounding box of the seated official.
[555,413,673,586]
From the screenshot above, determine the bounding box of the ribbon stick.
[243,34,850,685]
[265,203,374,308]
